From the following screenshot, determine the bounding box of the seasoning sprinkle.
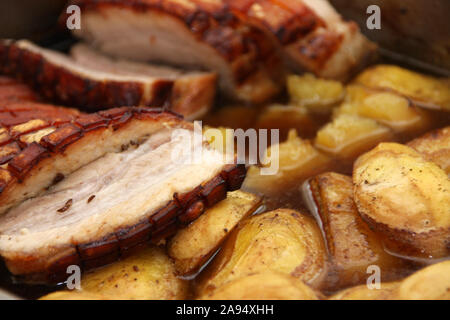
[57,199,73,213]
[87,195,96,203]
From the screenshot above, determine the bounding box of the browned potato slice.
[328,281,400,300]
[200,272,320,300]
[78,246,188,300]
[355,65,450,111]
[168,191,262,276]
[334,85,432,136]
[407,126,450,174]
[304,172,405,291]
[243,129,333,195]
[288,74,345,114]
[40,291,108,300]
[353,143,450,259]
[254,104,318,140]
[391,261,450,300]
[196,209,328,296]
[315,114,394,160]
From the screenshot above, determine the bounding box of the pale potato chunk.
[243,129,332,195]
[254,104,318,139]
[196,209,328,296]
[79,246,188,300]
[315,114,393,159]
[328,281,400,300]
[168,191,262,276]
[392,261,450,300]
[353,143,450,258]
[200,272,320,300]
[334,85,431,135]
[355,64,450,111]
[40,291,108,300]
[288,74,345,114]
[407,126,450,174]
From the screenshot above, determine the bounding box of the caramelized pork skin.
[70,0,374,88]
[229,0,376,80]
[0,40,217,118]
[0,105,246,283]
[69,0,285,103]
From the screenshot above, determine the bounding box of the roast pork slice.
[70,0,285,104]
[69,43,217,119]
[0,40,217,119]
[0,105,246,283]
[230,0,377,81]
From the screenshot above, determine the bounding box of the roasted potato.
[305,172,405,292]
[196,209,328,296]
[328,281,400,300]
[288,74,345,114]
[254,104,318,140]
[200,272,320,300]
[243,129,333,195]
[334,85,432,136]
[62,246,189,300]
[355,65,450,111]
[40,291,108,300]
[203,126,235,155]
[168,191,262,276]
[353,143,450,259]
[391,260,450,300]
[315,114,394,160]
[407,126,450,174]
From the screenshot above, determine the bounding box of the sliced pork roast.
[230,0,377,80]
[69,0,285,104]
[0,106,246,283]
[0,40,217,119]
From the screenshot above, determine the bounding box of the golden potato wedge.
[254,104,318,140]
[200,272,320,300]
[407,126,450,174]
[315,114,394,160]
[304,172,405,291]
[288,74,345,114]
[328,281,400,300]
[243,129,333,195]
[196,209,328,296]
[353,143,450,259]
[168,191,262,276]
[40,291,108,300]
[391,260,450,300]
[355,65,450,111]
[334,85,432,136]
[203,126,235,155]
[79,246,189,300]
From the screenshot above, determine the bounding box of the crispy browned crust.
[7,163,246,284]
[0,40,216,116]
[227,1,374,79]
[0,77,39,104]
[69,0,284,103]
